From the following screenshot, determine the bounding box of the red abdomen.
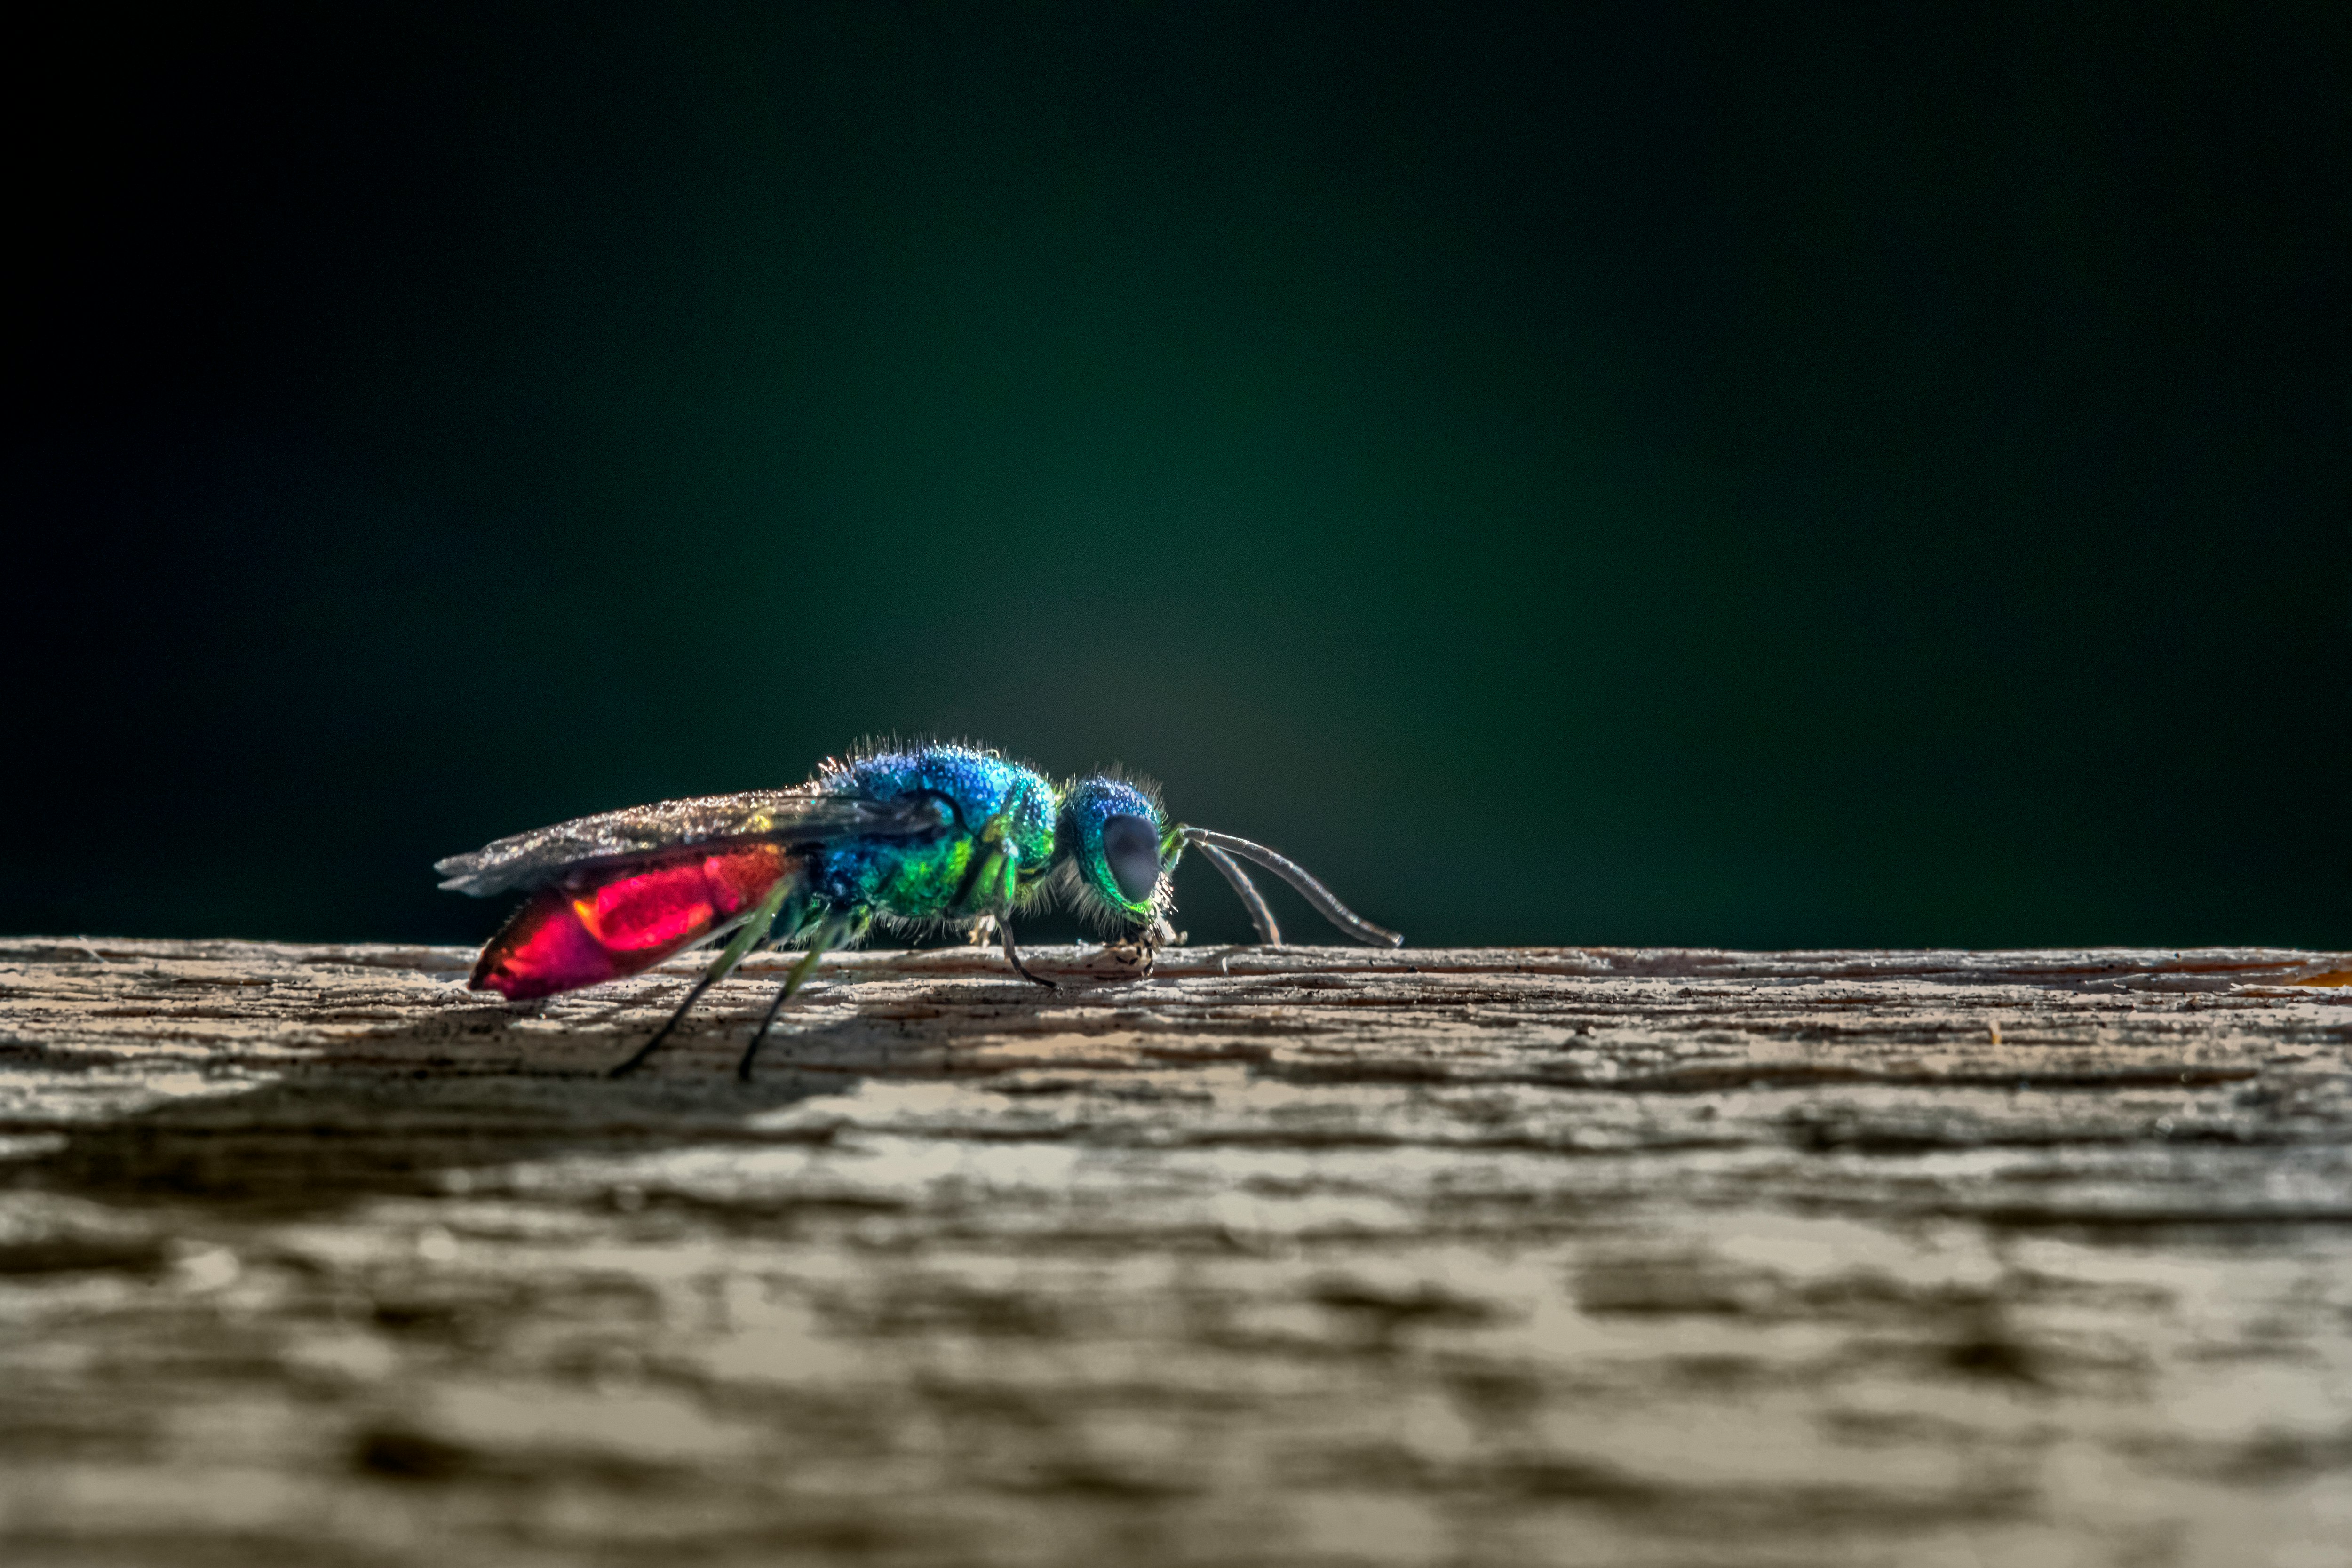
[471,844,796,999]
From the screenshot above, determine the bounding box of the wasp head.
[1054,774,1183,931]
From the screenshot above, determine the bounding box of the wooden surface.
[3,937,2351,1567]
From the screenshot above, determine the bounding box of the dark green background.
[11,4,2348,950]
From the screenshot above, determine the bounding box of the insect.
[435,742,1400,1078]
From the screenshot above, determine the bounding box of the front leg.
[999,920,1058,990]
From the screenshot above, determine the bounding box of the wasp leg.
[607,974,721,1078]
[610,876,797,1079]
[951,838,1005,914]
[999,920,1059,991]
[739,913,850,1081]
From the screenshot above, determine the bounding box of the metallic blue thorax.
[808,745,1059,921]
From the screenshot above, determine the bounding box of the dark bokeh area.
[8,3,2347,950]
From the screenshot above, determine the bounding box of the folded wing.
[435,788,949,898]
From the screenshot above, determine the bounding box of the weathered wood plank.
[2,939,2349,1566]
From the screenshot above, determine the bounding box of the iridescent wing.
[435,788,947,897]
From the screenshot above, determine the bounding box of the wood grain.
[2,938,2349,1566]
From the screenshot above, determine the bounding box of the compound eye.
[1100,814,1162,906]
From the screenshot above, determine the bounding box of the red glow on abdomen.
[470,844,795,1000]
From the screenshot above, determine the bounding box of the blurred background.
[8,3,2346,951]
